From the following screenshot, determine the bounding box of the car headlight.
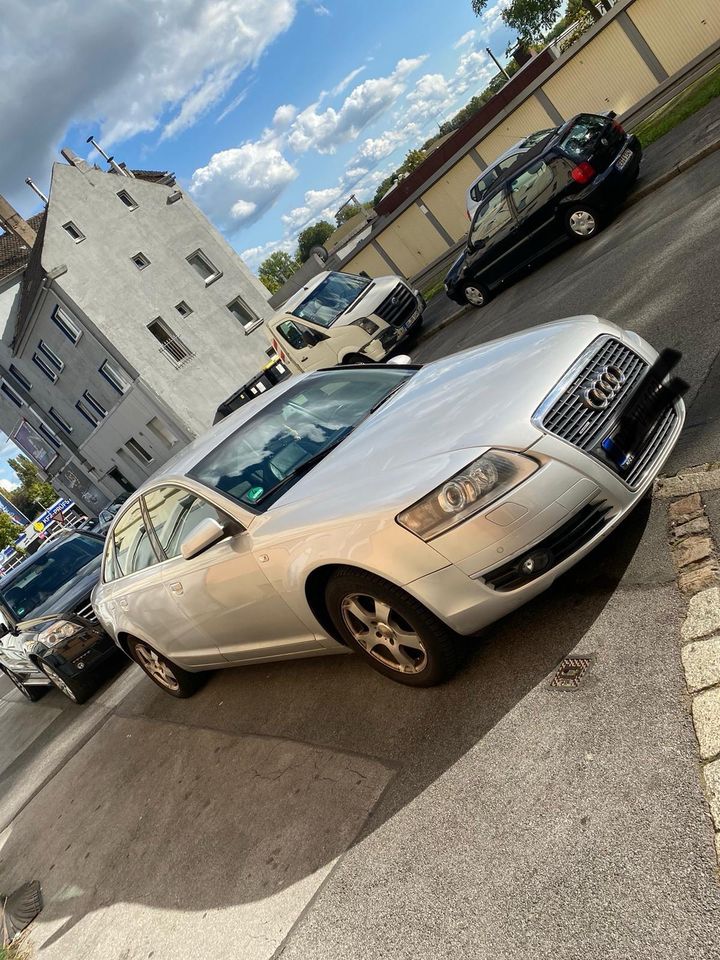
[351,317,379,335]
[37,620,82,647]
[397,450,539,540]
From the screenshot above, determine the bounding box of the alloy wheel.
[464,285,486,306]
[568,209,596,237]
[41,663,78,703]
[340,593,428,674]
[135,643,180,692]
[6,668,32,701]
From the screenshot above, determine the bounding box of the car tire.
[342,353,371,365]
[461,281,490,308]
[564,205,600,241]
[0,664,45,702]
[325,569,460,687]
[37,660,91,704]
[127,637,201,698]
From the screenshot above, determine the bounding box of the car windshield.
[560,114,607,158]
[522,127,556,148]
[291,273,370,328]
[190,367,414,509]
[0,535,103,621]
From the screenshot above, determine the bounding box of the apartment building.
[0,148,273,514]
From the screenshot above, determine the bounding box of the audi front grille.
[375,284,416,326]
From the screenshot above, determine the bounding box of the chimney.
[60,147,94,174]
[25,178,48,205]
[0,194,37,248]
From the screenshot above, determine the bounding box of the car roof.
[0,530,102,589]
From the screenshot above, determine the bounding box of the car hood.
[254,316,621,531]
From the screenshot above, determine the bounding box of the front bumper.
[405,393,684,636]
[34,627,118,682]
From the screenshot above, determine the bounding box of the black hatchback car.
[0,531,120,703]
[445,113,641,307]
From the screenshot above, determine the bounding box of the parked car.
[93,316,683,695]
[266,270,424,373]
[446,113,642,308]
[0,531,120,703]
[465,127,557,220]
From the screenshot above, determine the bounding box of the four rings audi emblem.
[581,364,626,410]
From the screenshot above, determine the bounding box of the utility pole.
[486,47,511,80]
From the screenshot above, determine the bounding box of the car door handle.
[168,581,184,596]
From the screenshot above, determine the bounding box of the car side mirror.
[302,328,320,347]
[180,518,226,560]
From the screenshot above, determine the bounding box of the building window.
[38,422,61,448]
[186,250,221,285]
[146,417,179,448]
[32,353,58,382]
[175,301,192,317]
[126,437,153,464]
[8,365,31,390]
[132,252,150,270]
[62,221,85,242]
[76,400,99,427]
[100,360,130,394]
[147,318,194,368]
[117,190,138,210]
[227,296,261,334]
[0,380,23,408]
[51,305,81,344]
[83,390,107,418]
[38,340,64,371]
[49,407,72,433]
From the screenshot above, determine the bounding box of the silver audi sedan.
[92,316,684,695]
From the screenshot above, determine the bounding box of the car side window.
[277,320,306,351]
[508,161,554,212]
[143,486,237,560]
[470,191,513,246]
[108,503,158,580]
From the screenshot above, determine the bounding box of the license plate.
[616,148,633,171]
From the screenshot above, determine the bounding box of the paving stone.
[671,516,710,540]
[691,687,720,759]
[669,493,703,522]
[681,636,720,692]
[679,562,719,595]
[682,587,720,642]
[703,759,720,829]
[655,469,720,498]
[674,536,714,569]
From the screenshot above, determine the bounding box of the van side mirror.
[180,518,226,560]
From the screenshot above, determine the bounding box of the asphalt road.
[3,157,720,959]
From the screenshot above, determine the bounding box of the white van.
[266,271,424,373]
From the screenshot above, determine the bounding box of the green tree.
[0,511,22,550]
[258,250,299,294]
[335,202,374,226]
[296,220,335,263]
[6,455,57,519]
[471,0,600,44]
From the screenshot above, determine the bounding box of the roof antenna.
[86,136,134,178]
[25,178,48,205]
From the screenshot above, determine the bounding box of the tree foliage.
[296,220,335,263]
[335,201,372,226]
[258,251,300,294]
[5,455,57,520]
[472,0,600,45]
[0,510,22,550]
[372,148,428,207]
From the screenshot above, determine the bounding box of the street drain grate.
[551,656,593,690]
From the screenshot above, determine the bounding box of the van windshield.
[291,273,370,328]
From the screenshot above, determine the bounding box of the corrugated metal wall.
[343,0,720,281]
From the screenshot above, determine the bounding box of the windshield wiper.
[255,429,353,503]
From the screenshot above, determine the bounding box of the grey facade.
[0,156,273,514]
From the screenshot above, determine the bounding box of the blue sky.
[0,0,517,487]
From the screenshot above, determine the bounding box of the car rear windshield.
[291,273,370,328]
[0,535,103,621]
[559,114,608,159]
[190,367,414,509]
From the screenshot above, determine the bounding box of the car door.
[143,485,322,664]
[465,188,520,286]
[275,318,337,371]
[506,158,563,263]
[99,501,179,661]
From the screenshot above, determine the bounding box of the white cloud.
[0,0,297,205]
[454,29,476,49]
[354,126,418,163]
[273,104,298,129]
[332,66,366,97]
[288,56,427,154]
[240,237,297,270]
[0,478,18,493]
[313,3,331,14]
[189,138,298,230]
[477,0,511,37]
[281,185,344,229]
